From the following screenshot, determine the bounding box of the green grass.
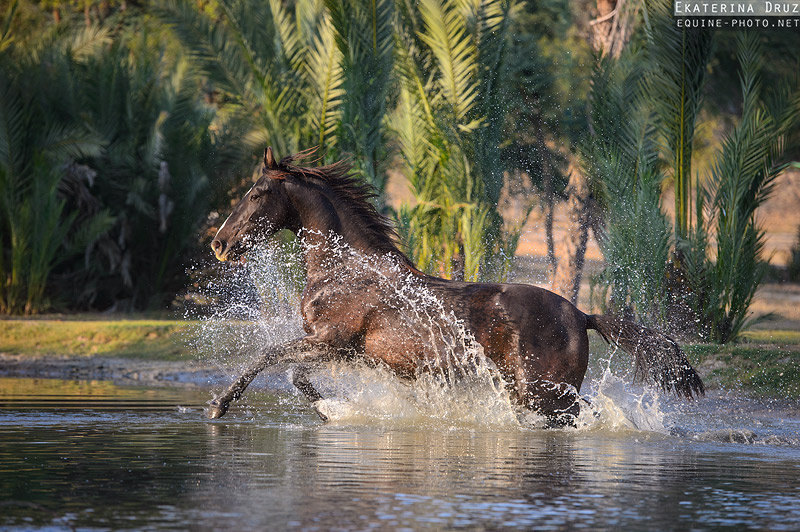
[739,329,800,344]
[684,336,800,399]
[0,317,197,361]
[2,318,799,398]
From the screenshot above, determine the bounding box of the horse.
[206,147,704,426]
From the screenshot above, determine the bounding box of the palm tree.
[393,0,517,281]
[160,0,395,195]
[642,0,713,243]
[0,19,109,313]
[588,2,800,342]
[682,32,800,342]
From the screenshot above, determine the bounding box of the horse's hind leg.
[523,380,581,428]
[291,365,328,422]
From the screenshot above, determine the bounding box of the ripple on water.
[2,377,800,531]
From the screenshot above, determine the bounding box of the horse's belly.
[362,329,428,379]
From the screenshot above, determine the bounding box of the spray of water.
[187,232,686,432]
[576,352,668,433]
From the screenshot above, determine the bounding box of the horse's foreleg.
[207,338,312,419]
[291,365,328,422]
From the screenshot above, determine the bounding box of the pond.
[2,376,800,530]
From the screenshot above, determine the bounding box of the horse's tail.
[586,314,705,399]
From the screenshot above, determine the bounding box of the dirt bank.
[0,354,223,389]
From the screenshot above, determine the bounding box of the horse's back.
[493,282,588,354]
[432,279,588,351]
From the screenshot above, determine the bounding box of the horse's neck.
[293,196,367,275]
[291,187,413,281]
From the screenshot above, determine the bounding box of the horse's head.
[211,147,298,262]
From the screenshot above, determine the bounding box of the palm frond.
[303,13,343,151]
[0,0,17,53]
[642,0,714,239]
[64,23,111,61]
[691,31,799,342]
[418,0,479,123]
[325,0,395,191]
[268,0,306,71]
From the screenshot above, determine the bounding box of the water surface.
[2,377,800,530]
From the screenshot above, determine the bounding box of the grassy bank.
[0,317,195,361]
[685,335,800,399]
[1,317,799,399]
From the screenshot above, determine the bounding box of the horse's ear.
[263,147,277,170]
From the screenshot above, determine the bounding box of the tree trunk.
[590,0,638,59]
[550,167,593,305]
[549,0,636,304]
[544,192,556,279]
[539,137,557,280]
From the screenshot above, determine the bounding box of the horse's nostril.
[211,239,223,253]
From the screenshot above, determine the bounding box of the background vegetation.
[1,0,798,346]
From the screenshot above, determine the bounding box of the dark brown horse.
[207,148,703,425]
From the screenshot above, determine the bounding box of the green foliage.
[0,22,107,314]
[591,3,799,343]
[684,341,800,399]
[642,0,714,241]
[61,25,244,309]
[682,33,800,343]
[160,0,395,193]
[393,0,518,281]
[0,8,246,312]
[4,0,796,324]
[325,0,394,195]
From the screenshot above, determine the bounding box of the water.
[5,240,799,529]
[2,377,800,530]
[188,235,522,426]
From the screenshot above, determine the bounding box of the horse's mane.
[273,148,413,265]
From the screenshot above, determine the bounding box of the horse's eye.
[250,193,260,202]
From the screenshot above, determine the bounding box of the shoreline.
[1,316,799,400]
[2,347,798,402]
[0,353,224,389]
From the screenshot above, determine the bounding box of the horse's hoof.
[311,401,329,422]
[206,400,228,419]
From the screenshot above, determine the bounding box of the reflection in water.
[2,378,799,530]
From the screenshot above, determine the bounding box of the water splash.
[305,361,520,428]
[186,234,796,440]
[575,365,667,433]
[185,237,305,377]
[187,234,523,427]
